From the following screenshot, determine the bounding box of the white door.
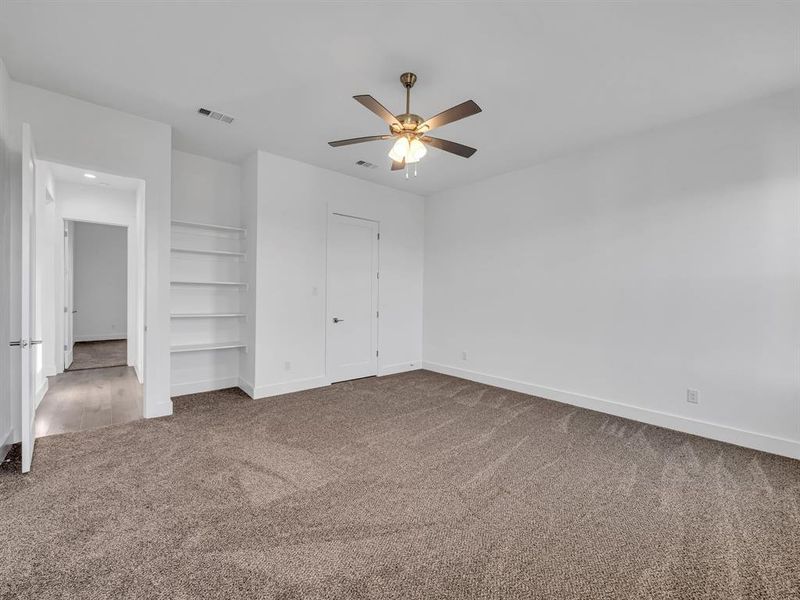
[326,214,379,383]
[19,123,38,473]
[63,221,74,369]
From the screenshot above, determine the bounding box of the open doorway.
[32,160,145,439]
[65,221,128,371]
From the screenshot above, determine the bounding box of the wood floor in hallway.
[35,366,142,438]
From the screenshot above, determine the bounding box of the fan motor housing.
[393,113,423,133]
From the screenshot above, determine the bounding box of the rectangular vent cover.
[356,160,378,169]
[198,107,235,124]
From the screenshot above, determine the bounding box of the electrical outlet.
[687,389,699,404]
[284,361,291,371]
[461,351,468,361]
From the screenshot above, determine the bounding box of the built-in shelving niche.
[170,220,248,357]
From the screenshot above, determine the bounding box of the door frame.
[63,220,74,369]
[325,212,380,383]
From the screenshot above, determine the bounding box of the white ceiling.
[43,161,143,193]
[1,2,798,195]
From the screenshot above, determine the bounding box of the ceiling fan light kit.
[329,72,482,176]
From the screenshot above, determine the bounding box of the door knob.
[332,317,344,323]
[30,340,43,345]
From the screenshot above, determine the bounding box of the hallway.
[66,339,127,371]
[35,366,142,438]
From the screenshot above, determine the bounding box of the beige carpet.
[66,339,127,371]
[1,370,798,599]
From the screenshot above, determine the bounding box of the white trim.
[143,399,173,419]
[74,334,127,342]
[422,361,800,461]
[134,363,143,384]
[379,361,421,377]
[171,376,240,397]
[35,378,49,409]
[252,375,330,399]
[238,377,255,398]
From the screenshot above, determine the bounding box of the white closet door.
[326,214,379,383]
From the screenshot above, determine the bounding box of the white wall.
[72,221,127,341]
[424,89,800,459]
[32,159,56,408]
[242,151,424,398]
[54,181,140,373]
[172,150,242,226]
[10,82,172,418]
[170,150,244,395]
[0,58,13,458]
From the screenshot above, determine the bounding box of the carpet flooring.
[1,370,798,599]
[66,339,127,371]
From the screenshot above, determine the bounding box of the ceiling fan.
[328,72,482,174]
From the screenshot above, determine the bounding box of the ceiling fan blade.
[417,100,482,133]
[421,136,477,158]
[353,95,402,129]
[391,158,405,171]
[328,135,393,147]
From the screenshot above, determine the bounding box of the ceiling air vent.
[355,160,378,169]
[197,107,234,124]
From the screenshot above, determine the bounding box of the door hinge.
[377,232,380,240]
[64,230,68,238]
[63,306,68,313]
[376,350,379,357]
[63,344,67,351]
[377,272,380,279]
[376,310,379,318]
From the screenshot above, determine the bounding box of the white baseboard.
[238,377,255,398]
[171,376,240,397]
[143,398,173,419]
[251,375,330,399]
[379,361,421,376]
[74,334,127,342]
[44,362,57,377]
[35,378,49,409]
[134,363,143,384]
[422,361,800,461]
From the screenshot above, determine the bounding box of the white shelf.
[171,313,246,319]
[171,280,248,288]
[171,342,247,353]
[171,219,246,234]
[171,247,246,258]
